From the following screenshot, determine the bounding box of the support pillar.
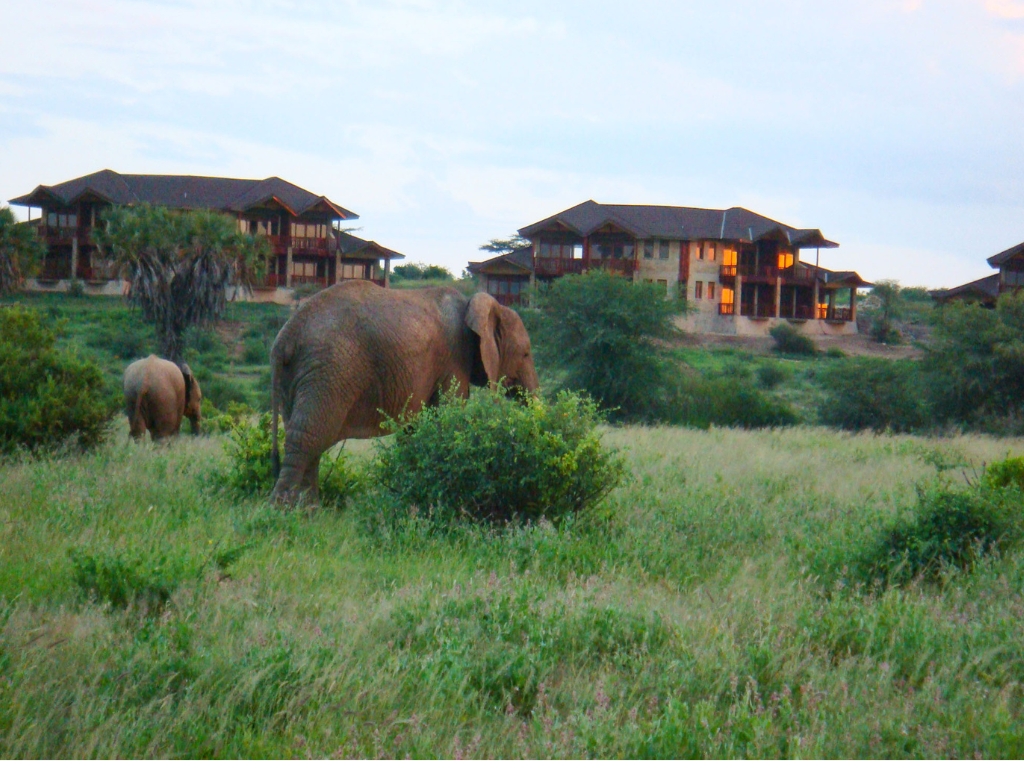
[335,251,343,286]
[286,246,293,288]
[735,275,742,315]
[850,288,857,322]
[384,257,391,288]
[71,237,79,281]
[775,276,782,318]
[813,280,820,319]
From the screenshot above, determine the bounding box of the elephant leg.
[271,388,352,506]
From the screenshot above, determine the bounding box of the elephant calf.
[270,280,539,504]
[124,355,202,441]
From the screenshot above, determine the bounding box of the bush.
[818,358,930,433]
[983,456,1024,491]
[664,373,798,429]
[69,546,200,611]
[856,485,1021,586]
[241,336,266,364]
[769,323,816,355]
[756,361,788,389]
[198,372,252,411]
[217,412,364,506]
[66,279,85,298]
[825,347,847,359]
[370,387,627,528]
[531,271,684,422]
[0,305,118,454]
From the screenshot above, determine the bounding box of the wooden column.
[813,279,820,318]
[384,257,391,288]
[71,237,79,281]
[775,276,782,318]
[286,246,293,288]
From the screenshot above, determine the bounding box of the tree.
[532,271,683,421]
[392,262,454,281]
[95,205,268,363]
[870,279,903,343]
[479,234,531,255]
[0,206,44,295]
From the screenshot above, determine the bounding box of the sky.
[2,0,1023,288]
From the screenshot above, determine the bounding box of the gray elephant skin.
[269,280,539,503]
[123,355,202,441]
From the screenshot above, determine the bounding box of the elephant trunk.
[271,371,281,481]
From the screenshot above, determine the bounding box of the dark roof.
[335,230,405,261]
[929,273,1001,302]
[518,200,838,248]
[987,240,1024,268]
[9,169,358,220]
[467,247,533,274]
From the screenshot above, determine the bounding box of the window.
[47,213,77,228]
[644,241,654,259]
[778,251,794,270]
[708,282,716,300]
[659,241,670,260]
[291,261,317,277]
[695,281,704,299]
[703,242,716,261]
[697,242,704,260]
[340,263,365,279]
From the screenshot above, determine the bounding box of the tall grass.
[1,424,1024,757]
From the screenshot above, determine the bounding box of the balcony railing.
[823,307,853,322]
[737,264,779,279]
[718,302,735,315]
[739,302,775,319]
[37,225,79,243]
[720,264,737,278]
[292,237,337,256]
[779,305,816,320]
[291,274,328,288]
[588,258,635,277]
[535,257,586,276]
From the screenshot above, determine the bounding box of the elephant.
[269,280,539,504]
[123,355,202,441]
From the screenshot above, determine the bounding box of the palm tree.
[0,206,44,295]
[96,205,269,363]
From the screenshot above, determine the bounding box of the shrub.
[856,485,1020,586]
[869,280,903,344]
[983,456,1024,492]
[825,346,847,359]
[68,546,200,611]
[818,357,929,433]
[531,271,684,422]
[0,305,118,454]
[202,401,255,434]
[755,361,788,389]
[241,336,266,364]
[217,412,364,506]
[769,323,816,355]
[370,387,627,528]
[66,279,85,298]
[199,372,252,411]
[663,372,798,429]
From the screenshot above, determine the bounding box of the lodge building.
[930,240,1024,307]
[467,200,872,336]
[8,169,403,302]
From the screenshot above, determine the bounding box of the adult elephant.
[123,355,202,441]
[270,280,539,504]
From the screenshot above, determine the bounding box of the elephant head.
[180,363,202,435]
[465,292,539,395]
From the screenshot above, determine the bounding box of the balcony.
[718,302,735,315]
[588,258,635,278]
[720,264,737,279]
[822,307,853,322]
[37,225,79,244]
[739,302,775,319]
[535,257,585,277]
[738,264,779,280]
[291,274,328,288]
[292,237,337,257]
[780,305,816,321]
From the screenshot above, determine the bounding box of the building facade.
[931,240,1024,307]
[470,200,871,336]
[9,169,403,303]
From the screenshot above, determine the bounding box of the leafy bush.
[66,279,85,298]
[0,305,118,454]
[198,372,252,411]
[983,456,1024,491]
[825,347,847,359]
[756,361,788,389]
[855,485,1021,586]
[370,387,627,528]
[202,401,255,434]
[241,336,266,364]
[68,546,200,611]
[769,323,817,355]
[664,373,798,429]
[869,280,903,344]
[531,271,684,422]
[217,412,364,506]
[818,358,930,433]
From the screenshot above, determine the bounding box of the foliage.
[756,360,788,389]
[217,412,364,506]
[392,262,455,281]
[818,357,930,433]
[663,372,798,429]
[923,292,1024,431]
[532,271,683,422]
[478,234,532,255]
[769,323,817,355]
[869,280,904,343]
[370,387,627,528]
[855,485,1022,586]
[94,205,269,363]
[66,279,85,298]
[68,546,199,611]
[983,455,1024,491]
[0,206,44,295]
[0,305,117,454]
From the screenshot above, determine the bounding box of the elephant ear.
[466,292,502,384]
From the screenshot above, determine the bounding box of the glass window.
[778,251,794,269]
[704,242,716,261]
[709,282,716,300]
[47,213,57,226]
[623,242,635,260]
[695,281,704,299]
[659,241,670,260]
[644,241,653,259]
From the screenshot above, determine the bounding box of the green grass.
[2,424,1024,757]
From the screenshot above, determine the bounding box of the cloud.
[985,0,1024,18]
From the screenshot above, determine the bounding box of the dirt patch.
[213,320,247,360]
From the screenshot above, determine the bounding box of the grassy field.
[2,422,1024,758]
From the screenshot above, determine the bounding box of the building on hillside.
[930,240,1024,307]
[8,169,403,303]
[469,200,871,336]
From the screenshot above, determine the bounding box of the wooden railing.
[292,237,337,256]
[535,257,585,276]
[738,264,778,279]
[720,264,737,278]
[823,307,853,322]
[718,302,735,315]
[588,258,635,277]
[780,305,816,320]
[739,302,775,318]
[291,274,328,287]
[37,225,78,242]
